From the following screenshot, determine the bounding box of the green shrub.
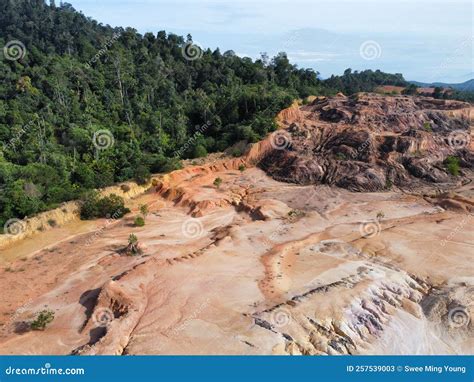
[288,209,305,219]
[139,204,149,218]
[126,233,142,255]
[134,216,145,227]
[134,165,151,185]
[444,156,460,176]
[238,164,246,172]
[213,177,222,189]
[30,309,54,331]
[335,152,347,161]
[80,192,130,220]
[193,145,208,158]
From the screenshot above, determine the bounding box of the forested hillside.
[0,0,414,227]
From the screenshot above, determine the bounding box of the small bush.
[230,146,245,158]
[444,156,460,176]
[213,177,222,189]
[335,152,347,161]
[423,122,432,132]
[192,145,208,158]
[120,184,131,193]
[30,309,54,331]
[134,216,145,227]
[134,165,151,185]
[238,164,246,172]
[376,211,385,220]
[126,233,142,256]
[47,219,57,227]
[288,209,305,219]
[80,192,130,220]
[139,204,149,218]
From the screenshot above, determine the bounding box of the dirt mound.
[259,93,472,191]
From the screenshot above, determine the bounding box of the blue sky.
[69,0,473,83]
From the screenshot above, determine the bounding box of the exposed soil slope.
[0,94,472,355]
[260,93,472,191]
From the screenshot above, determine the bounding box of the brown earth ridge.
[261,93,473,191]
[0,93,472,355]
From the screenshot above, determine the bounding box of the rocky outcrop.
[259,93,472,191]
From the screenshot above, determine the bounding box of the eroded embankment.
[0,95,472,355]
[0,181,152,251]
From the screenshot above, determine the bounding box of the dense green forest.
[0,0,470,228]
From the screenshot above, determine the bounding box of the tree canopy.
[0,0,442,228]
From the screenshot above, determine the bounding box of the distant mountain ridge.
[409,79,474,92]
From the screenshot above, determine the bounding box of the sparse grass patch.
[288,209,305,219]
[139,204,149,219]
[134,216,145,227]
[30,309,55,331]
[126,233,142,256]
[213,177,222,189]
[444,156,461,176]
